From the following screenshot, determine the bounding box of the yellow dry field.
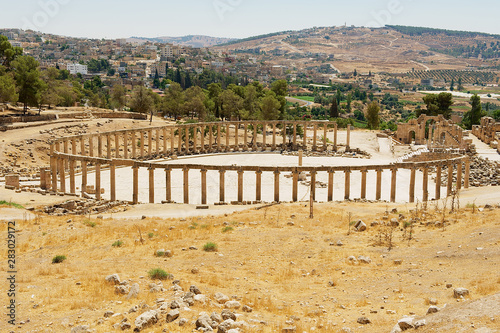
[2,202,499,333]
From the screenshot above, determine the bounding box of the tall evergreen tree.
[330,98,339,118]
[462,94,485,129]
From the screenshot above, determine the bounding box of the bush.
[203,242,218,252]
[52,255,67,264]
[148,232,155,239]
[222,226,234,233]
[148,268,172,280]
[112,240,123,247]
[83,220,96,228]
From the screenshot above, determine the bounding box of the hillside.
[128,35,236,47]
[213,26,500,74]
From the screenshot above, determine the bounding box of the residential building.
[67,63,88,75]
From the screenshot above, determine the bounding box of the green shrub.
[203,242,218,252]
[222,226,234,233]
[83,220,96,228]
[112,240,123,247]
[148,232,155,239]
[0,201,24,209]
[52,255,66,264]
[148,268,172,280]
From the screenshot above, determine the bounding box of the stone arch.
[409,130,416,143]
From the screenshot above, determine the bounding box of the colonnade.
[47,121,470,205]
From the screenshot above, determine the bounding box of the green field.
[291,96,315,102]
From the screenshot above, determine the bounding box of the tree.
[110,84,127,110]
[40,67,63,109]
[0,36,23,68]
[457,77,464,91]
[183,86,207,120]
[163,82,184,120]
[462,94,485,129]
[260,94,281,120]
[346,93,352,113]
[219,89,243,120]
[450,78,454,91]
[366,101,380,130]
[420,93,453,119]
[130,85,153,116]
[207,83,222,118]
[243,84,260,120]
[330,98,339,118]
[0,67,18,103]
[271,79,288,114]
[12,56,44,113]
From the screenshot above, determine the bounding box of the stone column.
[209,125,213,152]
[163,128,168,155]
[361,169,368,200]
[133,166,139,204]
[303,123,307,150]
[178,127,183,155]
[98,135,103,158]
[95,163,101,201]
[422,167,429,202]
[183,167,189,204]
[456,161,462,191]
[201,169,207,205]
[435,165,442,200]
[132,131,137,158]
[464,158,470,189]
[115,133,120,158]
[344,169,350,200]
[292,170,299,202]
[334,123,338,151]
[148,129,153,157]
[447,163,453,197]
[323,124,327,151]
[282,123,287,150]
[298,150,303,166]
[292,123,297,149]
[234,124,239,151]
[238,169,244,203]
[140,131,145,158]
[310,170,317,201]
[219,170,225,203]
[200,126,205,153]
[170,127,175,154]
[262,123,267,151]
[106,134,111,159]
[110,162,116,202]
[376,169,382,200]
[69,158,76,194]
[149,166,155,204]
[165,168,172,203]
[409,167,416,203]
[124,131,129,159]
[81,161,87,195]
[63,140,69,169]
[252,123,257,151]
[225,124,230,152]
[313,123,317,151]
[256,170,262,202]
[274,169,280,203]
[243,123,248,151]
[346,125,351,151]
[390,167,397,203]
[59,156,66,193]
[193,126,198,154]
[50,145,57,192]
[328,170,334,201]
[156,128,160,155]
[71,139,77,156]
[80,137,85,156]
[40,168,50,190]
[89,135,94,157]
[217,124,221,152]
[272,123,276,151]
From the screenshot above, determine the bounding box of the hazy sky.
[2,0,499,39]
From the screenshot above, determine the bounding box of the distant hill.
[128,35,236,48]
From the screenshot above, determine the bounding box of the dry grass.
[11,203,500,333]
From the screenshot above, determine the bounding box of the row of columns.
[54,122,347,161]
[49,155,471,205]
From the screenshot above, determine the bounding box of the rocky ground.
[2,200,499,333]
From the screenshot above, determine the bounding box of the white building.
[161,45,173,58]
[67,63,88,75]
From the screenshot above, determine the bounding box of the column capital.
[255,169,263,174]
[274,169,281,175]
